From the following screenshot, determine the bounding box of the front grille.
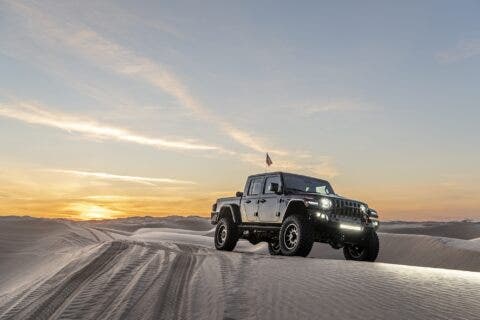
[331,199,363,219]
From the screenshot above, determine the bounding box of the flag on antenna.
[266,153,273,166]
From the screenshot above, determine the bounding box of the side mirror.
[236,191,244,197]
[269,183,280,194]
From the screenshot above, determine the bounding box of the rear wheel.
[268,240,282,255]
[214,216,239,251]
[343,230,379,262]
[279,215,314,257]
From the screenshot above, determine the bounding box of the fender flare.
[282,199,308,222]
[218,204,242,224]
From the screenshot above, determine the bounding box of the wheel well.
[282,200,307,222]
[218,205,241,224]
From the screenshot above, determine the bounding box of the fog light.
[372,221,378,227]
[316,212,329,221]
[339,223,362,231]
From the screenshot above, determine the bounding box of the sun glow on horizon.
[68,203,122,220]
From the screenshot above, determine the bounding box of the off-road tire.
[268,240,282,255]
[214,216,239,251]
[343,230,379,262]
[279,214,314,257]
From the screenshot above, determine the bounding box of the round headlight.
[360,204,367,213]
[320,198,332,210]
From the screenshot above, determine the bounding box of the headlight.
[320,198,332,210]
[360,204,367,213]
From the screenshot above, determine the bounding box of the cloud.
[48,169,196,186]
[436,39,480,63]
[0,101,221,152]
[3,1,338,174]
[67,29,288,155]
[4,0,286,156]
[296,99,374,116]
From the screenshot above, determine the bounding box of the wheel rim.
[283,223,298,250]
[217,224,227,245]
[348,245,364,258]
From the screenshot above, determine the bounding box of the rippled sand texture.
[0,217,479,320]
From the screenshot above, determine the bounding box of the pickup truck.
[211,172,380,260]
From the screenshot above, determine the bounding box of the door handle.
[245,200,251,204]
[259,199,266,203]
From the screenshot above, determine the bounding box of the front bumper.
[309,208,379,232]
[211,211,219,225]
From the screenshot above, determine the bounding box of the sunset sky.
[1,0,479,221]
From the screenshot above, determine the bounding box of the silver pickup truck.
[211,172,379,261]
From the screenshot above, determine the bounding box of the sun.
[68,203,121,220]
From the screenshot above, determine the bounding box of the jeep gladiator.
[211,172,380,260]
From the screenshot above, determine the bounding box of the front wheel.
[343,230,379,262]
[279,215,314,257]
[214,216,239,251]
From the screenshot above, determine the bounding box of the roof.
[247,171,329,181]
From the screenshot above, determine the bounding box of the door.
[241,177,264,222]
[258,175,282,222]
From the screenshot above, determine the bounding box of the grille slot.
[332,199,362,219]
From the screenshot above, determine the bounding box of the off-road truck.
[211,172,380,261]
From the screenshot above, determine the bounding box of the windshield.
[283,174,334,195]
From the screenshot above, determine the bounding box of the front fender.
[214,204,242,224]
[282,199,309,222]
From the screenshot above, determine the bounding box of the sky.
[0,0,479,221]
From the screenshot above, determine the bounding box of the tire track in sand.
[81,227,101,242]
[151,246,199,320]
[92,227,115,240]
[17,241,127,320]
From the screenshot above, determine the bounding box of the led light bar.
[339,223,362,231]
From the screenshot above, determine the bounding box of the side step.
[237,223,281,232]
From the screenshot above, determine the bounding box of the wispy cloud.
[3,1,338,175]
[4,0,287,156]
[297,99,374,115]
[0,101,221,152]
[436,39,480,63]
[48,169,196,186]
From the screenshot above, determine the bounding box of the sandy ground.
[0,217,479,320]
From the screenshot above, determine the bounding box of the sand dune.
[307,233,480,272]
[381,221,480,239]
[137,228,480,272]
[1,217,479,320]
